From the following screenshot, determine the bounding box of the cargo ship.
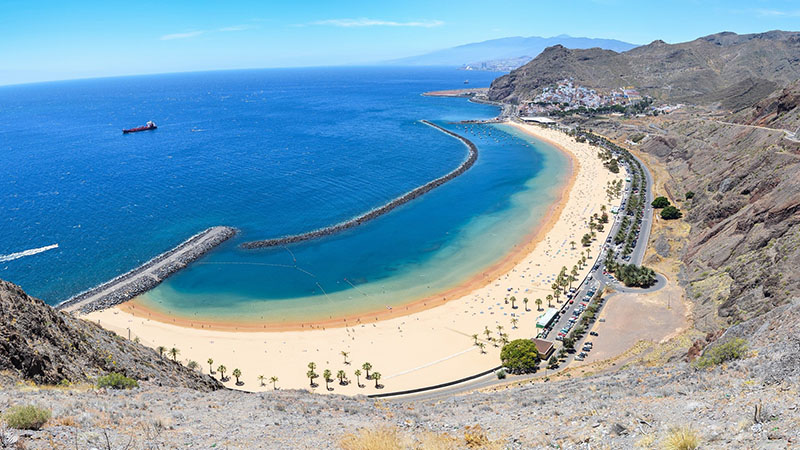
[122,121,157,134]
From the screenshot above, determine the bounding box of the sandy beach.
[84,122,624,394]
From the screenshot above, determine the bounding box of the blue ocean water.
[0,67,567,322]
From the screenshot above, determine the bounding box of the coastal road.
[382,132,658,402]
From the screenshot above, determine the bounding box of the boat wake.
[0,244,59,263]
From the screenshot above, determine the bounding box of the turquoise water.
[0,67,567,322]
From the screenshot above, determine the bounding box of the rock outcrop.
[0,279,221,391]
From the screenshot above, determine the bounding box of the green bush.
[495,369,507,379]
[97,372,139,390]
[500,339,540,374]
[651,196,671,208]
[685,191,695,200]
[695,338,748,369]
[661,205,683,220]
[3,405,51,430]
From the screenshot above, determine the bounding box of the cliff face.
[489,31,800,104]
[0,279,221,390]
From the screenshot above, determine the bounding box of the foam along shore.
[59,226,237,314]
[85,121,629,394]
[240,120,477,249]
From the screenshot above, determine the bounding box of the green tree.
[207,358,214,374]
[156,346,166,358]
[341,351,350,365]
[581,233,592,247]
[217,365,227,381]
[510,317,519,329]
[187,360,199,371]
[306,369,318,387]
[472,333,479,345]
[270,376,279,390]
[500,339,541,374]
[361,362,372,380]
[523,297,529,311]
[661,205,683,220]
[535,298,543,311]
[651,196,670,208]
[546,294,553,308]
[547,355,559,369]
[478,342,486,354]
[562,337,575,350]
[168,347,180,362]
[510,296,517,309]
[372,372,382,388]
[323,369,332,390]
[354,369,362,387]
[337,369,347,385]
[258,375,265,386]
[685,191,695,200]
[232,368,242,385]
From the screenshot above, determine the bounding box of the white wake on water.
[0,244,59,262]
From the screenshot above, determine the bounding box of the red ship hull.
[122,124,157,134]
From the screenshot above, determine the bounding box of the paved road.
[384,136,660,402]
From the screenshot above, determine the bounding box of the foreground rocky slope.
[3,299,798,449]
[489,31,800,104]
[0,280,220,390]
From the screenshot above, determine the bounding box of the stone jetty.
[58,226,237,314]
[241,120,478,249]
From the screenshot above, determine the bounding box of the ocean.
[0,67,567,323]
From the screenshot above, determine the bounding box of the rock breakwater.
[58,226,237,314]
[241,120,478,249]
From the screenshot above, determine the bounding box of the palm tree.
[354,369,362,387]
[546,294,553,308]
[232,368,242,385]
[362,362,372,380]
[535,298,543,311]
[337,369,347,385]
[323,369,332,390]
[570,240,576,250]
[471,333,479,345]
[308,362,316,371]
[258,375,266,387]
[478,342,486,354]
[306,369,318,387]
[496,325,504,335]
[187,360,199,371]
[500,333,509,346]
[207,358,214,374]
[372,372,382,389]
[510,317,519,329]
[168,347,180,362]
[217,365,227,381]
[510,297,517,309]
[341,351,350,365]
[483,326,491,340]
[156,346,166,358]
[270,376,279,390]
[523,298,529,311]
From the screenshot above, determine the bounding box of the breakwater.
[241,120,478,249]
[58,226,237,314]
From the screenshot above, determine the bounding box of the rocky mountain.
[387,35,637,68]
[0,279,221,391]
[489,30,800,104]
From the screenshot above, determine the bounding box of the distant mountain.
[489,30,800,104]
[387,35,638,69]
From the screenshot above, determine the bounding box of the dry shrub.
[51,416,78,427]
[464,425,504,450]
[340,426,409,450]
[663,426,699,450]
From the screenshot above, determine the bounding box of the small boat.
[123,121,157,134]
[464,80,469,84]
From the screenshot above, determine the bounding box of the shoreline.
[114,121,579,332]
[240,120,479,249]
[59,226,237,314]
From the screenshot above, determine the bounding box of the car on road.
[590,331,599,336]
[574,355,584,361]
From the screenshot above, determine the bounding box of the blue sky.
[1,0,799,85]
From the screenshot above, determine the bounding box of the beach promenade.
[60,226,236,314]
[83,122,651,395]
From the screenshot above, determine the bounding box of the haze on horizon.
[2,0,799,86]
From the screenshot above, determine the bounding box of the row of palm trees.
[472,325,511,354]
[306,361,383,390]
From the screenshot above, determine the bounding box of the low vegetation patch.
[663,426,700,450]
[694,338,748,369]
[651,196,671,208]
[500,339,540,374]
[606,260,657,288]
[3,405,51,430]
[339,425,503,450]
[97,372,139,390]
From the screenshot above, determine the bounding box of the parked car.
[590,331,599,336]
[574,355,584,361]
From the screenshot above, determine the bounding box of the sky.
[1,0,799,86]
